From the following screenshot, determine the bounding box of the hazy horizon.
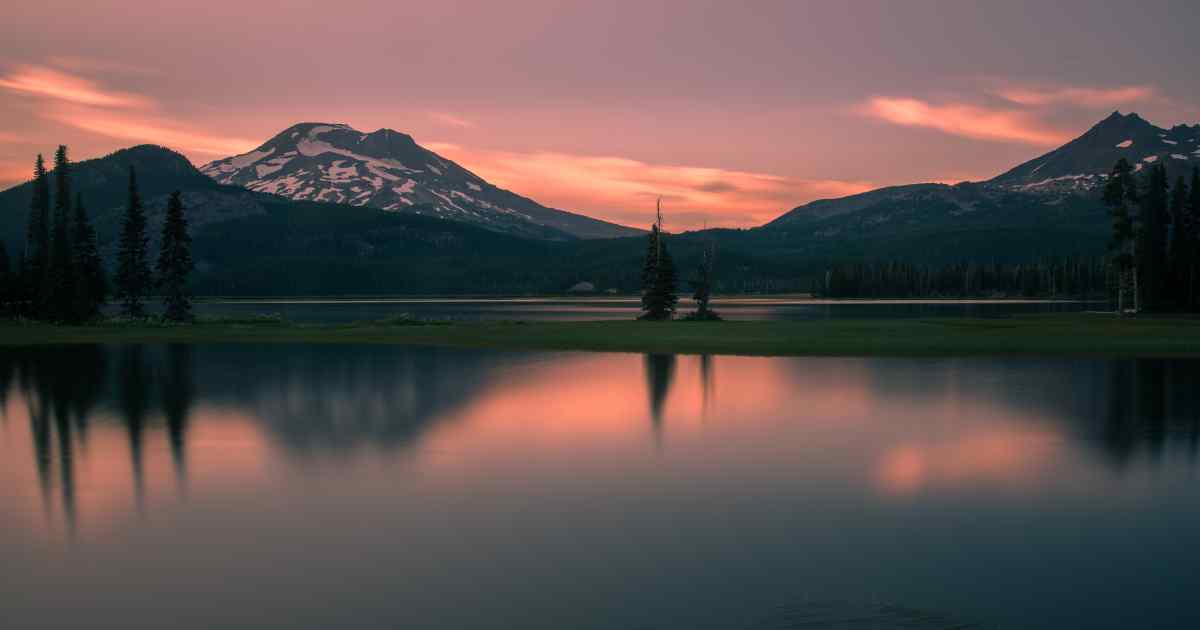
[3,0,1198,229]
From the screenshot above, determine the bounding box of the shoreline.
[3,314,1199,358]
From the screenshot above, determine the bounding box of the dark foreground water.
[2,345,1198,629]
[157,297,1094,323]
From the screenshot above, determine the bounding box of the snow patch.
[254,155,293,178]
[1019,173,1099,191]
[1171,154,1189,160]
[324,160,359,182]
[466,182,482,192]
[1163,139,1178,145]
[1143,155,1159,163]
[228,147,275,170]
[1116,139,1133,148]
[392,179,417,195]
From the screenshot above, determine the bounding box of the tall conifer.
[1137,164,1169,311]
[1105,159,1136,313]
[1188,167,1200,311]
[26,155,50,317]
[1169,175,1190,308]
[46,146,75,320]
[72,194,106,321]
[156,191,194,321]
[639,199,678,320]
[0,240,9,314]
[115,166,151,318]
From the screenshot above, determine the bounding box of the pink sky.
[2,0,1197,229]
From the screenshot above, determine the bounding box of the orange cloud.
[0,65,153,109]
[45,56,162,77]
[428,112,475,128]
[995,85,1155,107]
[427,142,872,229]
[44,106,258,157]
[859,96,1070,146]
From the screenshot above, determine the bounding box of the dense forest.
[815,258,1109,299]
[2,147,194,321]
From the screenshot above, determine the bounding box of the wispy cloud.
[858,97,1070,146]
[46,56,162,77]
[0,65,153,109]
[428,143,872,229]
[429,112,476,128]
[993,84,1156,107]
[1,63,253,158]
[43,106,257,157]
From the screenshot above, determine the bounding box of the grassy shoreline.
[2,314,1200,357]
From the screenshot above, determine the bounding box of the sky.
[2,0,1198,229]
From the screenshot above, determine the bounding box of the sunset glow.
[1,1,1195,228]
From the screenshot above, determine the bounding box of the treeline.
[1,146,195,322]
[816,258,1109,299]
[1106,160,1200,313]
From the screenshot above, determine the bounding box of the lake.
[171,297,1096,323]
[2,344,1198,629]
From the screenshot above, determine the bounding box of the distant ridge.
[766,112,1200,229]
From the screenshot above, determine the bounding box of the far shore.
[3,313,1197,358]
[183,295,1095,305]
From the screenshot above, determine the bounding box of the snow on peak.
[1116,139,1133,148]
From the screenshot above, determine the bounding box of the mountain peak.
[1091,111,1150,132]
[990,110,1197,188]
[200,122,641,240]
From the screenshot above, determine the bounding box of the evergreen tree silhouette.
[156,191,194,321]
[115,166,151,318]
[46,146,75,321]
[71,193,106,321]
[26,155,50,318]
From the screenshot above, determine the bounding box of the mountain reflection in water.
[2,344,1199,629]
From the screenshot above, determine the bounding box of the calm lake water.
[2,344,1198,629]
[166,297,1095,323]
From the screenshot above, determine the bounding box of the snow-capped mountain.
[991,111,1200,192]
[201,123,641,240]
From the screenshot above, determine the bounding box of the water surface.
[162,297,1094,323]
[2,345,1197,629]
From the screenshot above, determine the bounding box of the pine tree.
[156,191,194,322]
[71,193,106,321]
[1188,167,1200,311]
[1137,164,1169,311]
[1104,159,1136,314]
[655,242,678,316]
[641,223,660,299]
[26,155,50,318]
[0,240,9,315]
[115,166,151,318]
[46,146,75,321]
[1169,175,1190,309]
[638,199,678,320]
